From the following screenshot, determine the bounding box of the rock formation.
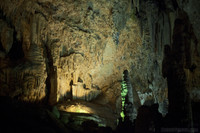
[0,0,144,108]
[134,0,200,129]
[0,0,200,132]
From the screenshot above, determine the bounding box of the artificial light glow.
[59,103,93,114]
[120,111,125,119]
[121,80,128,121]
[75,108,89,113]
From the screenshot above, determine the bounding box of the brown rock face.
[0,0,145,109]
[136,0,200,129]
[1,1,200,128]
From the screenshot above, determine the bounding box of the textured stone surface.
[0,0,200,128]
[0,0,143,109]
[134,0,200,128]
[57,100,117,130]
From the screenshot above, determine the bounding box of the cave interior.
[0,0,200,133]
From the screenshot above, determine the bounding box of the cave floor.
[0,97,118,133]
[56,100,118,130]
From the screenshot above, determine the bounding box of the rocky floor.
[0,97,117,133]
[1,96,200,133]
[57,100,118,130]
[0,97,67,133]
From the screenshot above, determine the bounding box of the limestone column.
[48,66,58,105]
[123,70,135,123]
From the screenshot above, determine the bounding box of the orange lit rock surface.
[0,0,145,107]
[1,0,200,119]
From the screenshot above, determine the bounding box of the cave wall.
[0,0,199,122]
[135,0,200,101]
[0,0,145,110]
[134,0,200,126]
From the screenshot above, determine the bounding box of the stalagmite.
[121,70,139,123]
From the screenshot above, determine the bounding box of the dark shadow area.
[191,102,200,130]
[7,30,24,60]
[0,96,116,133]
[0,96,68,133]
[43,43,58,105]
[0,38,4,52]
